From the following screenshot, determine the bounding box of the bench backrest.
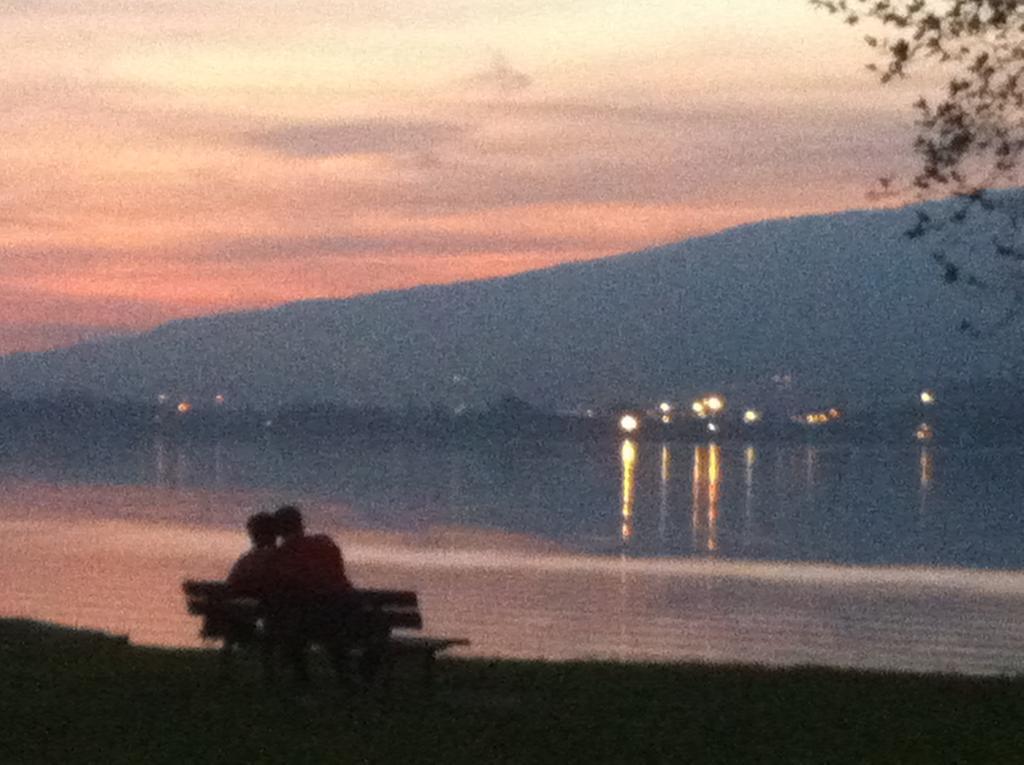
[182,580,259,640]
[183,580,234,612]
[355,588,422,630]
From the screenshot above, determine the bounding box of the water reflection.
[603,440,953,561]
[6,505,1024,675]
[919,446,933,490]
[176,449,189,487]
[743,445,756,542]
[919,446,933,514]
[804,445,817,491]
[448,449,467,509]
[691,444,720,553]
[659,445,671,542]
[6,441,1024,673]
[153,436,168,486]
[708,444,720,552]
[2,434,1014,571]
[691,445,703,550]
[620,439,636,543]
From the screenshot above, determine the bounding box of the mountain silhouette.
[3,200,1022,411]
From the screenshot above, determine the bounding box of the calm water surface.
[3,438,1024,675]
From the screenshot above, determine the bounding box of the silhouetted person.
[269,505,384,687]
[226,512,279,598]
[226,512,280,679]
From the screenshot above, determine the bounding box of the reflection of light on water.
[744,445,756,535]
[919,446,933,514]
[919,447,933,490]
[805,446,817,490]
[691,446,703,549]
[349,543,1024,598]
[153,436,167,487]
[176,449,189,487]
[6,512,1024,674]
[620,439,636,542]
[11,515,1024,598]
[690,444,720,553]
[616,440,635,651]
[617,555,629,656]
[659,444,671,541]
[708,444,720,552]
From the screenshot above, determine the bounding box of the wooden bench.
[182,580,469,687]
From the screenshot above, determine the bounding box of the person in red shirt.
[272,505,352,598]
[268,505,382,686]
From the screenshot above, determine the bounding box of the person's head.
[246,512,278,549]
[274,504,304,540]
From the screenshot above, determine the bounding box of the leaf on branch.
[906,209,930,238]
[815,0,1024,332]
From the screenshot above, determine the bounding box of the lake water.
[3,436,1024,675]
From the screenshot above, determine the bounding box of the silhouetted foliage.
[812,0,1024,331]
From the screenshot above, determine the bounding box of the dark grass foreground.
[2,619,1023,764]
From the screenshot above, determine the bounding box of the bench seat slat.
[387,636,471,652]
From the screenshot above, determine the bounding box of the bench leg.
[259,638,277,686]
[219,640,235,678]
[381,649,396,699]
[422,651,436,692]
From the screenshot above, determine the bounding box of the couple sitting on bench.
[227,505,385,686]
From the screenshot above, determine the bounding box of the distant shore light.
[920,390,936,405]
[659,402,672,414]
[176,402,192,414]
[619,414,639,433]
[706,396,724,412]
[743,409,761,424]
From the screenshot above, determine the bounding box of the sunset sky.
[1,0,924,354]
